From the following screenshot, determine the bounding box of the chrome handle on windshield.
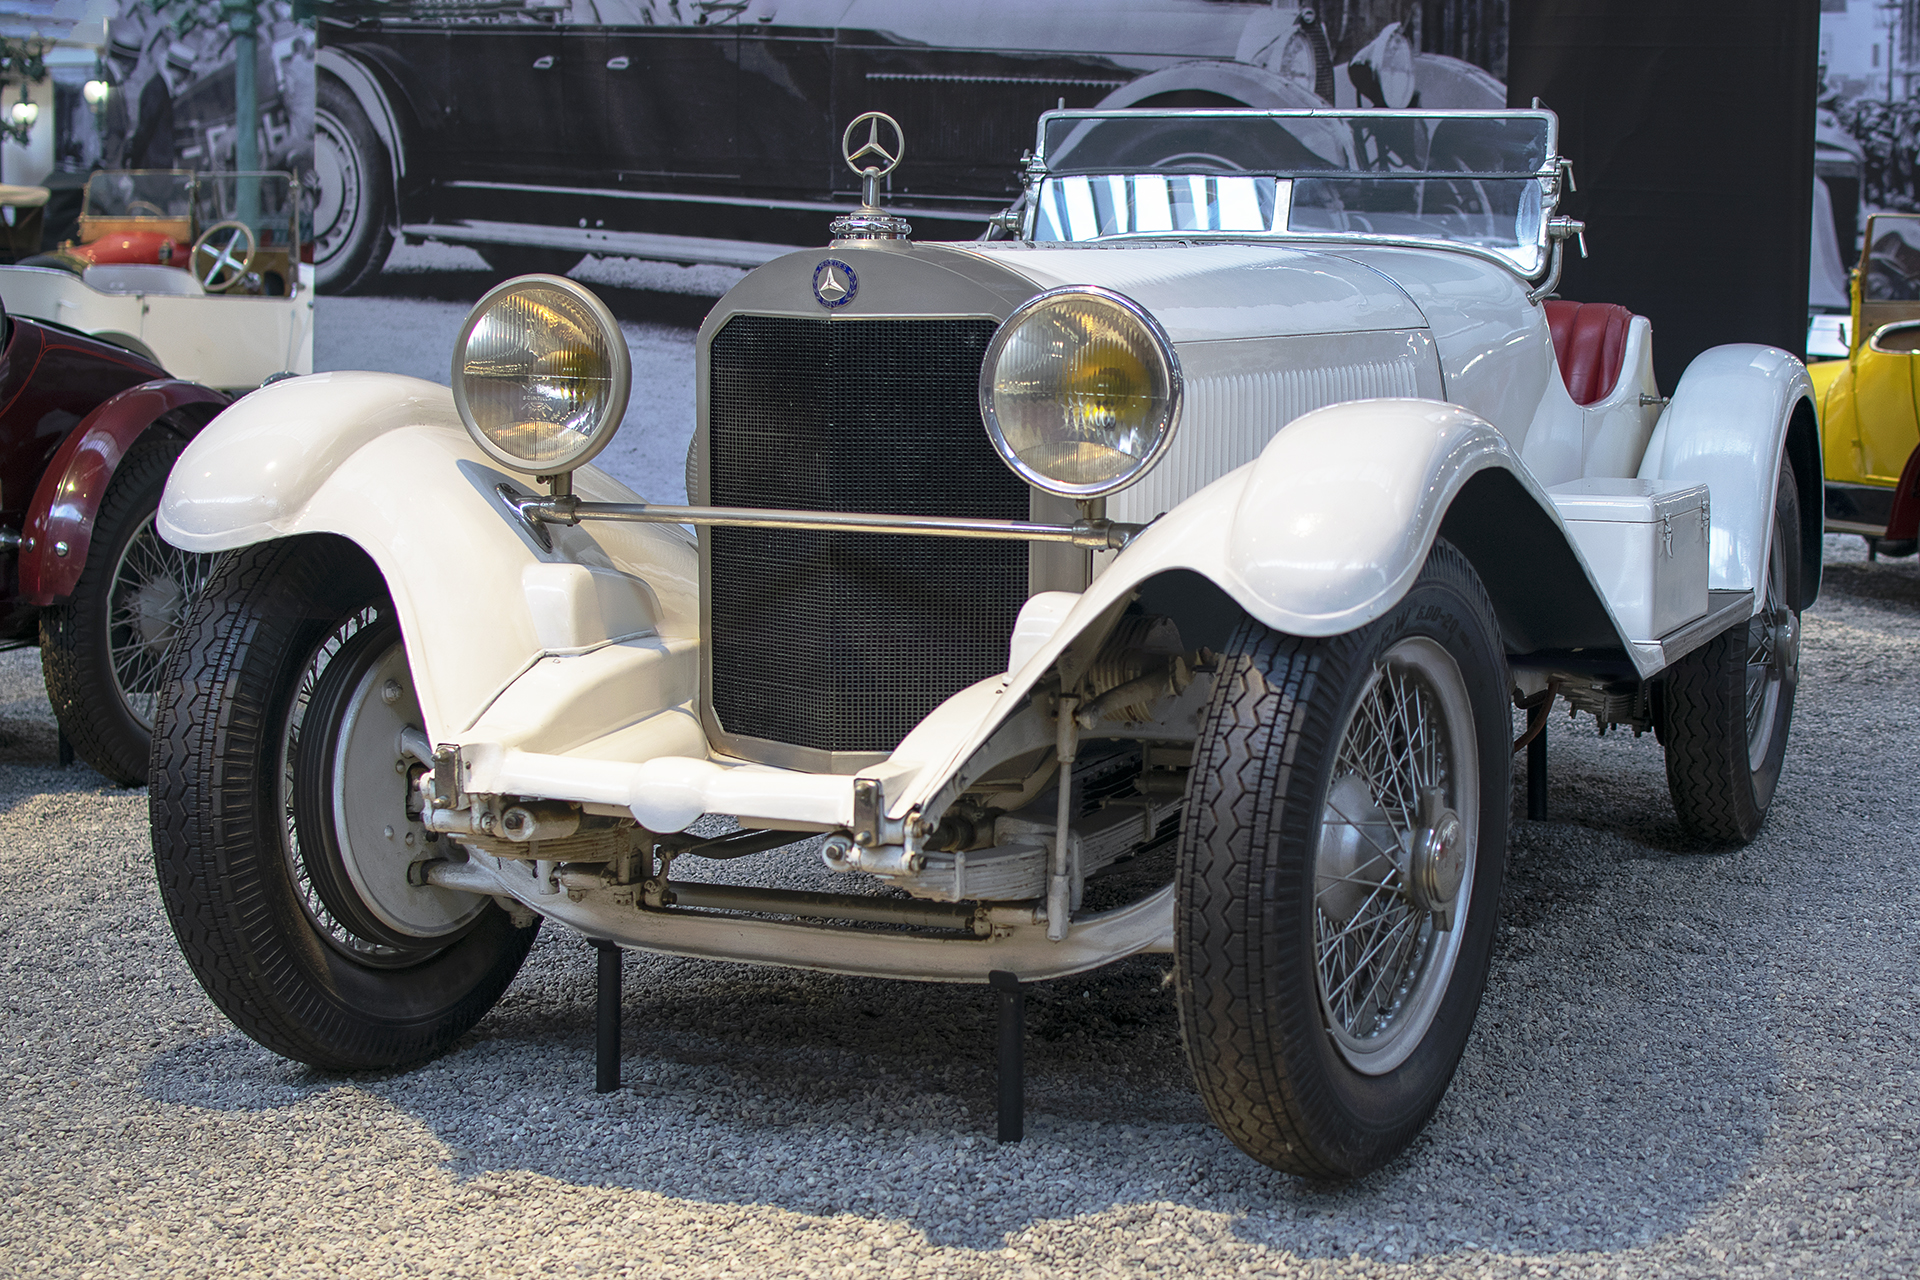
[1527,216,1589,304]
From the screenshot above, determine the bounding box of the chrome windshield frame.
[1021,107,1566,280]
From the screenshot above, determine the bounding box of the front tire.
[1659,458,1802,844]
[314,77,395,295]
[1176,539,1509,1178]
[150,535,536,1069]
[40,434,218,785]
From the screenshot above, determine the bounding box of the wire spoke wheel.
[278,605,413,966]
[1176,539,1507,1178]
[1313,638,1476,1075]
[1661,455,1803,844]
[277,604,483,967]
[41,435,216,784]
[104,514,219,732]
[1742,525,1798,769]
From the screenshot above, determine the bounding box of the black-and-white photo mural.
[1811,1,1913,347]
[312,0,1512,293]
[95,0,312,178]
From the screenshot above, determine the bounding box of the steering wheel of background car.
[191,220,256,293]
[128,200,167,218]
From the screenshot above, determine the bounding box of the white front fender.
[891,398,1620,817]
[159,372,699,748]
[1221,397,1527,635]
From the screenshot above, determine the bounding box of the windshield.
[1028,110,1558,275]
[82,169,299,245]
[82,170,196,220]
[1864,214,1920,302]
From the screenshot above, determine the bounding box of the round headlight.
[451,274,632,475]
[979,287,1181,499]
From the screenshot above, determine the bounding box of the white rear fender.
[1638,344,1821,603]
[159,371,699,746]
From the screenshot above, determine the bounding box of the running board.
[400,220,799,270]
[1634,588,1754,672]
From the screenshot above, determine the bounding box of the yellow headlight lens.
[981,289,1180,497]
[452,276,632,474]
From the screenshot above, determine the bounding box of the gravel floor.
[4,538,1917,1277]
[3,272,1916,1274]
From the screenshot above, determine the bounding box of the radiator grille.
[706,315,1027,757]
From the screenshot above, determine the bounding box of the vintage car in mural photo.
[1809,210,1920,558]
[149,106,1820,1178]
[311,0,1507,290]
[0,169,314,395]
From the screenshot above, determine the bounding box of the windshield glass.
[1030,110,1556,274]
[195,172,301,253]
[83,170,196,220]
[1864,214,1920,302]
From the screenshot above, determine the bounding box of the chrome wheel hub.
[1313,636,1479,1076]
[1405,787,1465,929]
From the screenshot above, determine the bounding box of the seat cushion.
[1544,300,1634,406]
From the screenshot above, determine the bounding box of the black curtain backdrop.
[1507,0,1819,389]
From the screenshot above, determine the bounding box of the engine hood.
[700,239,1430,345]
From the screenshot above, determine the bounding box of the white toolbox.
[1548,478,1710,643]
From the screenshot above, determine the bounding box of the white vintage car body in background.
[150,109,1820,1178]
[0,171,313,393]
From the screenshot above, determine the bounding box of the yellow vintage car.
[1811,211,1920,557]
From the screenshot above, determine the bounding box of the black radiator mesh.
[706,315,1027,756]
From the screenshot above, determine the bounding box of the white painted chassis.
[158,239,1816,983]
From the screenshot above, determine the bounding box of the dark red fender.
[1885,443,1920,542]
[19,379,230,605]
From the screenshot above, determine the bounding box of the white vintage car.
[148,108,1819,1178]
[0,170,313,393]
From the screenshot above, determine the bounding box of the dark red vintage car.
[1,295,228,783]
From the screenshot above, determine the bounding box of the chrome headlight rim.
[978,284,1184,500]
[450,273,633,477]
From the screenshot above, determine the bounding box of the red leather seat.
[1544,300,1634,406]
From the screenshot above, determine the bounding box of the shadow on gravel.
[1816,557,1920,609]
[143,567,1916,1264]
[138,772,1779,1263]
[348,272,718,329]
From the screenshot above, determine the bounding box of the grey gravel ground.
[4,534,1917,1277]
[2,276,1915,1274]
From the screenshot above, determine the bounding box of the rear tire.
[40,434,217,785]
[1660,458,1801,845]
[1175,539,1509,1178]
[314,77,395,295]
[150,535,536,1069]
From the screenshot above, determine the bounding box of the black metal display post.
[989,970,1024,1143]
[594,939,622,1093]
[1528,724,1548,820]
